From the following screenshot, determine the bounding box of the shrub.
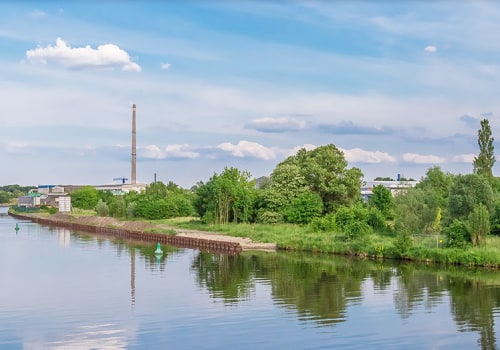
[445,219,469,248]
[335,206,355,230]
[345,221,372,240]
[257,211,284,224]
[309,213,336,232]
[284,192,323,224]
[95,199,109,217]
[393,231,413,258]
[366,207,386,231]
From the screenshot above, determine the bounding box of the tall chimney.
[131,104,137,185]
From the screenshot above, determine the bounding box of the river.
[1,206,500,349]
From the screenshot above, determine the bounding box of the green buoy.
[155,242,163,255]
[14,223,19,233]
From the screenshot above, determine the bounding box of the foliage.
[70,186,99,210]
[416,166,453,210]
[309,213,337,232]
[467,204,490,247]
[447,174,494,221]
[490,198,500,236]
[261,163,308,214]
[284,192,323,224]
[335,206,355,230]
[193,167,256,224]
[473,118,495,178]
[257,211,284,224]
[368,185,393,218]
[344,221,372,240]
[393,231,413,258]
[95,199,109,217]
[445,219,469,248]
[0,190,14,204]
[366,207,387,231]
[393,188,434,235]
[274,144,363,213]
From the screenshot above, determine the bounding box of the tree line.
[64,118,500,250]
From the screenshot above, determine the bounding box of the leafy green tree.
[473,118,495,178]
[447,174,494,222]
[0,190,13,204]
[416,166,454,209]
[393,188,434,235]
[368,185,393,218]
[193,167,256,224]
[70,186,99,210]
[468,204,490,247]
[272,144,363,213]
[262,163,308,214]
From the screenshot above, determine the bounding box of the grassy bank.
[159,217,500,268]
[11,208,500,268]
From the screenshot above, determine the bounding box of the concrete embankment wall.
[8,212,242,254]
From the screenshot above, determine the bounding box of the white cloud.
[5,142,34,155]
[217,141,278,160]
[341,148,397,163]
[452,153,476,163]
[403,153,445,164]
[246,117,307,132]
[26,38,141,72]
[29,9,46,18]
[424,45,437,53]
[161,63,171,70]
[140,144,199,159]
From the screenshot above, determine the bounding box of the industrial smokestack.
[131,104,137,185]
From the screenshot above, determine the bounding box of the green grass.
[155,217,500,268]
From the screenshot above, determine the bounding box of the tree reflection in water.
[192,250,500,348]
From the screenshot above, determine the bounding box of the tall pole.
[132,104,137,185]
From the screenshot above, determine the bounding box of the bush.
[445,219,469,248]
[335,206,355,230]
[366,207,386,231]
[257,211,284,224]
[284,192,323,224]
[344,221,372,240]
[309,213,336,232]
[201,210,215,224]
[95,199,109,217]
[393,231,413,258]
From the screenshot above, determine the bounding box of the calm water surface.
[1,207,500,349]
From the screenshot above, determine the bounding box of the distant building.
[361,180,418,202]
[18,192,41,208]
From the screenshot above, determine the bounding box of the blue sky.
[1,1,499,188]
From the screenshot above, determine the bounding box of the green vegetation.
[0,185,36,204]
[58,119,500,268]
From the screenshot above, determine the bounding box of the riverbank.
[8,212,276,252]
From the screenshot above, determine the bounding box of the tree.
[473,118,495,178]
[193,167,256,224]
[447,174,494,222]
[468,204,490,247]
[393,188,434,235]
[368,185,393,218]
[70,186,99,210]
[416,166,453,209]
[273,144,363,213]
